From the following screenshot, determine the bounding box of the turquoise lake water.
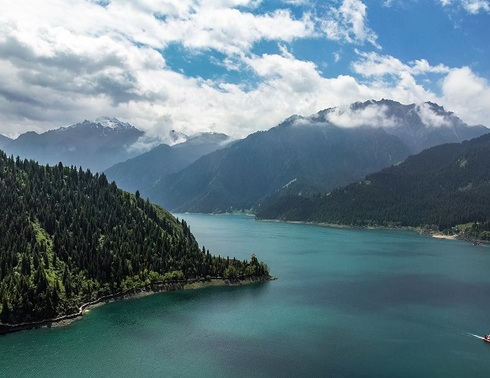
[2,214,490,377]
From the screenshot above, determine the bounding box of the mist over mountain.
[2,117,143,172]
[256,133,490,238]
[3,99,486,214]
[316,99,487,154]
[104,145,189,196]
[104,132,232,196]
[172,132,233,163]
[147,100,488,213]
[151,123,409,212]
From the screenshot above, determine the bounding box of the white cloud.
[352,51,450,77]
[0,0,489,142]
[439,0,490,13]
[322,0,380,48]
[415,103,450,127]
[323,103,398,128]
[352,51,490,125]
[441,67,490,125]
[0,0,317,136]
[462,0,490,13]
[282,0,311,5]
[160,8,315,55]
[245,48,322,93]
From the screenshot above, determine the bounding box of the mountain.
[0,134,12,149]
[0,150,270,327]
[104,144,191,195]
[105,132,232,196]
[256,133,490,238]
[172,132,232,162]
[150,118,410,212]
[2,117,143,172]
[320,99,487,153]
[168,129,188,145]
[148,100,488,213]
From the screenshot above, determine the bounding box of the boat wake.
[468,333,484,340]
[388,310,487,343]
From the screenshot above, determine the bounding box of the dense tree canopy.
[0,151,269,324]
[257,134,490,240]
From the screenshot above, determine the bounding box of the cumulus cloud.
[0,0,317,136]
[352,51,450,77]
[351,51,490,125]
[322,0,380,48]
[0,0,489,141]
[440,0,490,14]
[441,67,490,125]
[158,8,314,55]
[323,103,398,128]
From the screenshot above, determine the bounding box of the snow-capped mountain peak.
[95,117,133,130]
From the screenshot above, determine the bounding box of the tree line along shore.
[0,151,272,329]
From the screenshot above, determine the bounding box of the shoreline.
[430,233,458,240]
[258,217,424,234]
[256,218,485,244]
[0,275,276,335]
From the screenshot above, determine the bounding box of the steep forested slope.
[257,134,490,238]
[0,151,269,325]
[150,121,410,212]
[148,100,488,213]
[105,144,192,195]
[104,132,231,197]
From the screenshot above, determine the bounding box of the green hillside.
[257,134,490,240]
[151,121,410,212]
[0,151,269,325]
[149,101,487,214]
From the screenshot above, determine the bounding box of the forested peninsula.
[0,151,271,333]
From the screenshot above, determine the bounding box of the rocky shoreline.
[0,275,276,336]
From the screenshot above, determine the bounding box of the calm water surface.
[2,214,490,377]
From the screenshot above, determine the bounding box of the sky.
[0,0,489,142]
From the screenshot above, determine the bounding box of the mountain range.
[146,100,488,213]
[256,133,490,239]
[1,100,487,215]
[1,117,143,172]
[104,132,232,195]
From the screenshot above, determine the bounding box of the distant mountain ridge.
[92,116,134,130]
[149,121,410,212]
[3,100,487,213]
[0,134,11,149]
[147,100,488,213]
[311,99,486,154]
[104,132,233,196]
[2,117,143,172]
[256,133,490,238]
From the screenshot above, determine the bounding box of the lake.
[1,214,490,377]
